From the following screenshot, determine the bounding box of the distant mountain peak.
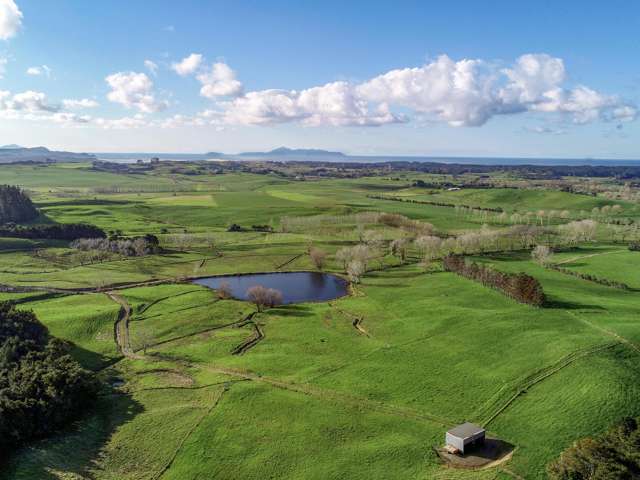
[0,144,25,149]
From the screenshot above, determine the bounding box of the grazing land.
[2,160,640,479]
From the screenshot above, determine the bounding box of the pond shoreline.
[192,271,350,304]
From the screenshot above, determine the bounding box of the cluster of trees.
[0,185,39,224]
[377,212,434,236]
[607,223,640,244]
[246,285,283,311]
[0,302,98,454]
[70,234,160,257]
[548,417,640,479]
[550,265,631,290]
[0,222,106,241]
[443,255,546,306]
[558,220,598,246]
[336,244,377,283]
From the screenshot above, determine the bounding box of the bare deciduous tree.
[346,260,365,283]
[414,235,442,262]
[531,245,553,266]
[217,281,232,299]
[309,247,327,270]
[246,285,283,311]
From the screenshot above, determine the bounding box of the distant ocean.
[94,152,640,167]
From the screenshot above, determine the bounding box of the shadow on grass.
[268,304,315,317]
[1,392,143,479]
[545,298,606,311]
[1,345,143,479]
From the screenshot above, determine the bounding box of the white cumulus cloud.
[105,71,167,113]
[172,53,203,76]
[197,62,243,98]
[220,81,403,126]
[0,90,58,112]
[0,0,22,40]
[62,98,99,109]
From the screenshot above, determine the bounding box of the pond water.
[193,271,348,304]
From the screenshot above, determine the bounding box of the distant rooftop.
[447,422,485,440]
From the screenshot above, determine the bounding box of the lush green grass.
[551,244,640,289]
[25,293,121,369]
[2,164,640,479]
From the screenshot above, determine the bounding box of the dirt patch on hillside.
[436,438,514,470]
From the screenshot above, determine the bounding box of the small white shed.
[445,422,485,454]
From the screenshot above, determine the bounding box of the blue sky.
[0,0,638,157]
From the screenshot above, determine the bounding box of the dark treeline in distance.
[0,223,106,241]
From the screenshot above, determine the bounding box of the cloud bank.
[0,0,22,40]
[215,53,636,128]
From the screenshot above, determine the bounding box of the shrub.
[629,242,640,252]
[548,417,640,479]
[0,302,98,454]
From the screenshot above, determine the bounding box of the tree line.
[0,302,98,458]
[0,222,106,241]
[443,255,546,306]
[0,185,39,224]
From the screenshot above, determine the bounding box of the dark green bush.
[0,302,98,453]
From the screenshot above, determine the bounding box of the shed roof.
[447,422,485,440]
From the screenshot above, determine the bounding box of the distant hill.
[236,147,346,160]
[0,146,96,164]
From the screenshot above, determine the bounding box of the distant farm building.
[445,423,485,455]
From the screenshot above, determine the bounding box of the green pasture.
[2,163,639,479]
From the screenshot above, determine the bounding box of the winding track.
[106,291,140,359]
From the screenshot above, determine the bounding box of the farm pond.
[193,271,349,304]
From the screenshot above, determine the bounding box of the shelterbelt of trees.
[0,302,98,458]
